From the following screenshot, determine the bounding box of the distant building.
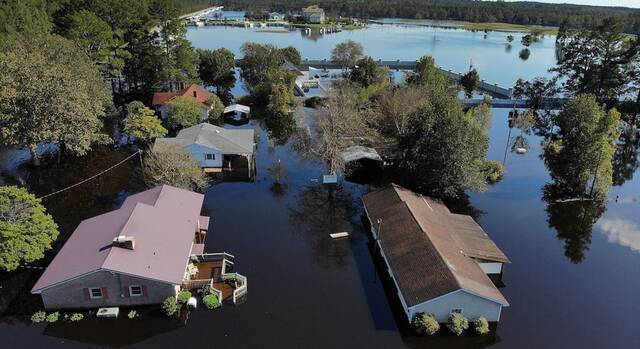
[154,123,255,172]
[302,5,325,24]
[268,12,286,21]
[362,184,510,323]
[32,185,247,310]
[152,84,216,121]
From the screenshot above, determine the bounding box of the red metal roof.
[151,84,215,109]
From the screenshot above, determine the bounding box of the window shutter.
[101,287,109,299]
[141,285,148,297]
[83,288,90,301]
[123,286,130,298]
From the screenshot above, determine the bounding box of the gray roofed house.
[362,184,510,323]
[31,185,248,310]
[154,123,255,172]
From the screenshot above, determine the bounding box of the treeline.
[220,0,640,33]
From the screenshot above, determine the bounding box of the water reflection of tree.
[543,183,606,263]
[612,125,640,186]
[288,184,359,268]
[263,112,297,146]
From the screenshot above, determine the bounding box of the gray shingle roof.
[155,123,254,154]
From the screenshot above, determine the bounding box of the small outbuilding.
[223,104,251,121]
[362,184,510,323]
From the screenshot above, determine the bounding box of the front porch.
[183,253,248,304]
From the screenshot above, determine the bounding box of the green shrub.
[69,313,84,322]
[31,311,46,323]
[177,290,192,304]
[206,95,224,120]
[474,316,490,335]
[411,312,439,335]
[46,312,60,323]
[128,310,139,319]
[162,297,178,316]
[484,160,504,184]
[202,294,221,309]
[447,313,469,336]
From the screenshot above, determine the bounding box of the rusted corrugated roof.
[32,185,206,293]
[362,184,509,307]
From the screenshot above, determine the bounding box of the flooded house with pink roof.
[31,185,247,310]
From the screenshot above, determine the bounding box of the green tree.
[399,87,489,198]
[0,0,52,40]
[506,34,514,43]
[206,95,225,120]
[238,42,286,86]
[521,34,533,47]
[552,17,639,107]
[347,57,385,88]
[0,34,112,165]
[280,46,301,65]
[197,48,235,90]
[331,40,364,69]
[123,101,167,143]
[166,96,203,128]
[407,55,451,93]
[143,144,209,191]
[66,11,115,65]
[0,186,59,272]
[460,68,480,98]
[544,94,621,198]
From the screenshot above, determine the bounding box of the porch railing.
[231,273,248,304]
[181,278,223,302]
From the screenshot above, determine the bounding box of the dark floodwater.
[1,24,640,349]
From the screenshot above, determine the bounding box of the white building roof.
[223,104,251,115]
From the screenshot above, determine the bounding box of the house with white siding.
[153,123,255,173]
[362,184,510,323]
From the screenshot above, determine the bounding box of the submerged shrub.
[484,160,504,184]
[128,310,139,319]
[31,311,46,323]
[69,313,84,322]
[202,294,221,309]
[46,312,60,323]
[411,312,439,335]
[162,297,178,316]
[474,316,490,335]
[177,290,192,304]
[447,313,469,335]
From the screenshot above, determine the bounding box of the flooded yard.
[1,23,640,349]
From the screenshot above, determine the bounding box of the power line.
[38,150,142,200]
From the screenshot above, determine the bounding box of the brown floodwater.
[1,105,639,348]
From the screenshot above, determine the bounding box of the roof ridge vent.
[112,235,135,250]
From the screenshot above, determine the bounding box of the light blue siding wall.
[186,144,222,168]
[408,290,503,323]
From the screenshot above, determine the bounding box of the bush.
[69,313,84,322]
[304,96,326,109]
[411,312,439,335]
[202,294,221,309]
[162,297,178,316]
[177,290,192,304]
[484,160,504,184]
[128,310,139,319]
[206,95,224,120]
[474,317,490,335]
[46,312,60,323]
[31,311,46,323]
[447,313,469,336]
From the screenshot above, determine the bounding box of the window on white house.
[205,154,215,160]
[451,308,464,315]
[89,287,103,299]
[129,285,143,297]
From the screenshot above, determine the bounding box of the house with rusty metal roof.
[31,185,247,310]
[362,184,510,323]
[152,84,216,121]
